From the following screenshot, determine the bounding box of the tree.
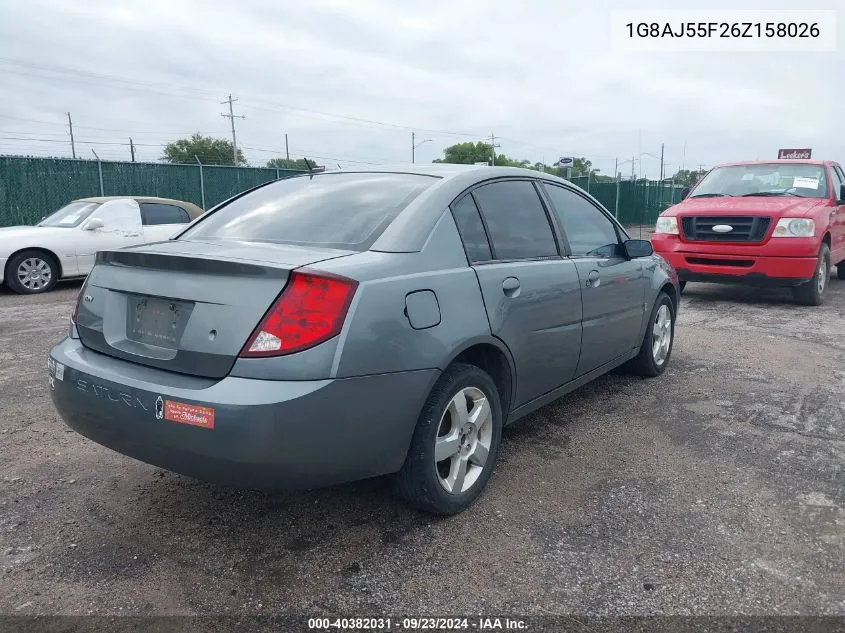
[266,157,321,171]
[670,169,707,188]
[433,141,527,167]
[162,133,245,165]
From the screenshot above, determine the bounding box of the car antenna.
[303,157,315,176]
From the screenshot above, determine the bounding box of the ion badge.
[163,400,215,429]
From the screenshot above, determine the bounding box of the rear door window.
[181,173,437,251]
[451,194,492,263]
[140,203,190,225]
[471,180,558,260]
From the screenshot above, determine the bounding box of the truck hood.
[665,197,826,218]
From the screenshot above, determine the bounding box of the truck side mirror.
[839,184,845,205]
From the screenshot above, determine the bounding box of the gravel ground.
[0,278,843,620]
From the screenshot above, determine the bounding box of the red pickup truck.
[651,159,845,305]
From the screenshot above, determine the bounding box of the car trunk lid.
[74,239,354,378]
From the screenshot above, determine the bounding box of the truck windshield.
[691,164,828,199]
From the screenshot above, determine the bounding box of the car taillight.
[71,285,85,324]
[239,270,358,358]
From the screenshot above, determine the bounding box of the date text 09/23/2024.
[307,617,527,630]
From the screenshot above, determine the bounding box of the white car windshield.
[691,163,828,199]
[38,201,102,228]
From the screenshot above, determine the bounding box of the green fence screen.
[0,156,684,228]
[0,156,303,226]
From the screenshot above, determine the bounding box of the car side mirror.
[84,217,104,231]
[680,187,691,199]
[624,239,653,259]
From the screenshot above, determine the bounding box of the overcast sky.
[0,0,842,177]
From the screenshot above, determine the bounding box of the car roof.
[75,196,204,218]
[316,165,596,252]
[316,163,570,183]
[713,159,835,168]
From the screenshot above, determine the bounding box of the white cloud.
[0,0,842,175]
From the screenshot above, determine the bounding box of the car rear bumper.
[48,337,438,490]
[652,238,818,286]
[0,257,6,285]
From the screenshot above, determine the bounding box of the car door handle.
[502,276,521,297]
[585,270,601,288]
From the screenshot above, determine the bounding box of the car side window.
[471,180,558,260]
[140,202,190,226]
[451,194,492,263]
[831,166,845,197]
[543,184,620,258]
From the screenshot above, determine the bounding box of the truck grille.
[680,216,771,242]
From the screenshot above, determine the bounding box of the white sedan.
[0,196,203,294]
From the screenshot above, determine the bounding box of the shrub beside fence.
[0,155,684,228]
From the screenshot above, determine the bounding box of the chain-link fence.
[0,156,304,226]
[569,175,686,227]
[0,155,684,228]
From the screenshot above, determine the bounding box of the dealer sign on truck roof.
[778,148,812,159]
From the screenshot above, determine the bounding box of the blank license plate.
[126,296,190,348]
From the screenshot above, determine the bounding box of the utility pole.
[285,133,289,161]
[631,156,636,180]
[129,138,136,162]
[659,143,665,181]
[220,94,245,165]
[66,112,76,159]
[411,132,432,164]
[490,133,501,166]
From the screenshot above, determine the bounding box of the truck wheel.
[679,281,687,293]
[793,244,830,306]
[394,363,502,515]
[6,250,59,294]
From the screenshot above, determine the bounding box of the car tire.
[627,292,675,377]
[836,262,845,281]
[394,363,503,515]
[792,244,830,306]
[5,250,59,295]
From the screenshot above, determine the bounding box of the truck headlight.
[655,216,679,235]
[772,218,815,238]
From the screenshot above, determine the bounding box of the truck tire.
[793,244,830,306]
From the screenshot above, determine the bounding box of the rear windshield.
[692,163,829,199]
[180,172,438,250]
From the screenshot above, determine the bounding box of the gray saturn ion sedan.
[49,164,679,515]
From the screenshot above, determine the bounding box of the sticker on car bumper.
[158,398,215,429]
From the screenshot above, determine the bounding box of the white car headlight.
[654,216,679,235]
[772,218,815,238]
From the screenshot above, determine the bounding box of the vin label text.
[611,10,837,51]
